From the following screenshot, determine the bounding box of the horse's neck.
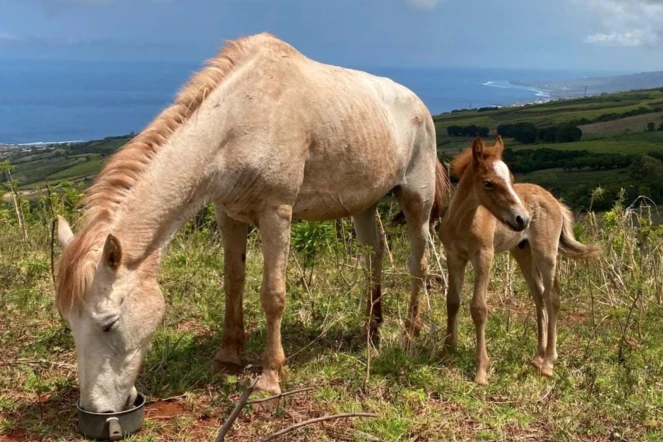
[109,93,231,265]
[445,175,480,228]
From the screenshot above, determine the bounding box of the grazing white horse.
[56,32,447,412]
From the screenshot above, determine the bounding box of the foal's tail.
[391,158,450,226]
[558,204,601,259]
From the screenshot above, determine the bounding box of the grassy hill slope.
[3,88,663,211]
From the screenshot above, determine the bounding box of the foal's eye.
[483,181,494,189]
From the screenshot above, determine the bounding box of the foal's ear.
[102,234,123,272]
[57,216,74,249]
[472,137,484,167]
[494,135,504,157]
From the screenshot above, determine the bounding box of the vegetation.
[1,184,663,441]
[434,88,663,211]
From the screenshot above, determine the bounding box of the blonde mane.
[450,144,503,179]
[56,32,291,314]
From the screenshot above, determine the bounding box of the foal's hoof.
[540,363,554,378]
[403,318,422,339]
[530,356,544,371]
[474,373,488,386]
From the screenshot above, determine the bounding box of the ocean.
[0,60,617,145]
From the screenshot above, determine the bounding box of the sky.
[1,0,663,72]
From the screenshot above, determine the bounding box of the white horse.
[56,32,447,412]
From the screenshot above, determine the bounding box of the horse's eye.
[483,181,494,189]
[102,318,119,333]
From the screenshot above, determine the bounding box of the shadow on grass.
[1,385,79,441]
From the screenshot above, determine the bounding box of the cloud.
[576,0,663,47]
[0,32,20,42]
[406,0,446,11]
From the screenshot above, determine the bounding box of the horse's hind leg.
[394,187,432,343]
[533,249,560,378]
[213,209,248,373]
[352,204,385,346]
[510,244,547,371]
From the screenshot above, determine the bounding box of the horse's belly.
[292,184,392,221]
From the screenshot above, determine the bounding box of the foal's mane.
[56,32,291,314]
[451,144,503,179]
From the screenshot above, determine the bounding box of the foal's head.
[453,136,530,231]
[56,216,165,413]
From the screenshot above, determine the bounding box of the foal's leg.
[533,250,559,378]
[255,205,292,394]
[470,249,494,385]
[213,209,249,373]
[441,252,467,358]
[510,245,547,371]
[352,204,385,345]
[395,190,432,343]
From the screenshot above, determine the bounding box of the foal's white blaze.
[492,161,522,205]
[492,160,529,229]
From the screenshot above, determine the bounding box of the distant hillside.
[4,87,663,212]
[512,71,663,100]
[434,88,663,211]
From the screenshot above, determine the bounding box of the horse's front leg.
[441,252,467,358]
[255,205,292,395]
[470,249,493,385]
[213,209,249,373]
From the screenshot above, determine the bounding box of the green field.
[1,197,662,441]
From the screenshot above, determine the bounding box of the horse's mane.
[56,32,292,314]
[451,145,503,179]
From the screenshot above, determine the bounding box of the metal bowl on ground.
[77,392,146,441]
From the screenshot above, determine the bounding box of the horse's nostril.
[516,215,524,226]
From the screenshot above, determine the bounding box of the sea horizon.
[0,60,626,145]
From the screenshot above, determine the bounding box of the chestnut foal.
[439,136,600,384]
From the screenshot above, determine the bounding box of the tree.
[555,124,583,143]
[647,122,656,132]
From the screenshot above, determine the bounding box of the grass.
[433,89,663,130]
[2,198,663,441]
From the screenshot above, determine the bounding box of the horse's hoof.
[474,373,488,386]
[255,375,282,396]
[364,326,381,348]
[439,346,454,363]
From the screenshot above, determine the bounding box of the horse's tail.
[558,203,601,259]
[430,158,450,223]
[391,158,450,226]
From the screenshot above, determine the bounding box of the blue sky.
[1,0,663,71]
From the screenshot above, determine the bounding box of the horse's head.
[469,136,530,232]
[57,216,165,413]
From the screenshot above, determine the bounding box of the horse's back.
[216,36,436,221]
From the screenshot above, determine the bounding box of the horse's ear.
[494,135,504,156]
[57,216,74,249]
[472,137,484,167]
[102,234,123,272]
